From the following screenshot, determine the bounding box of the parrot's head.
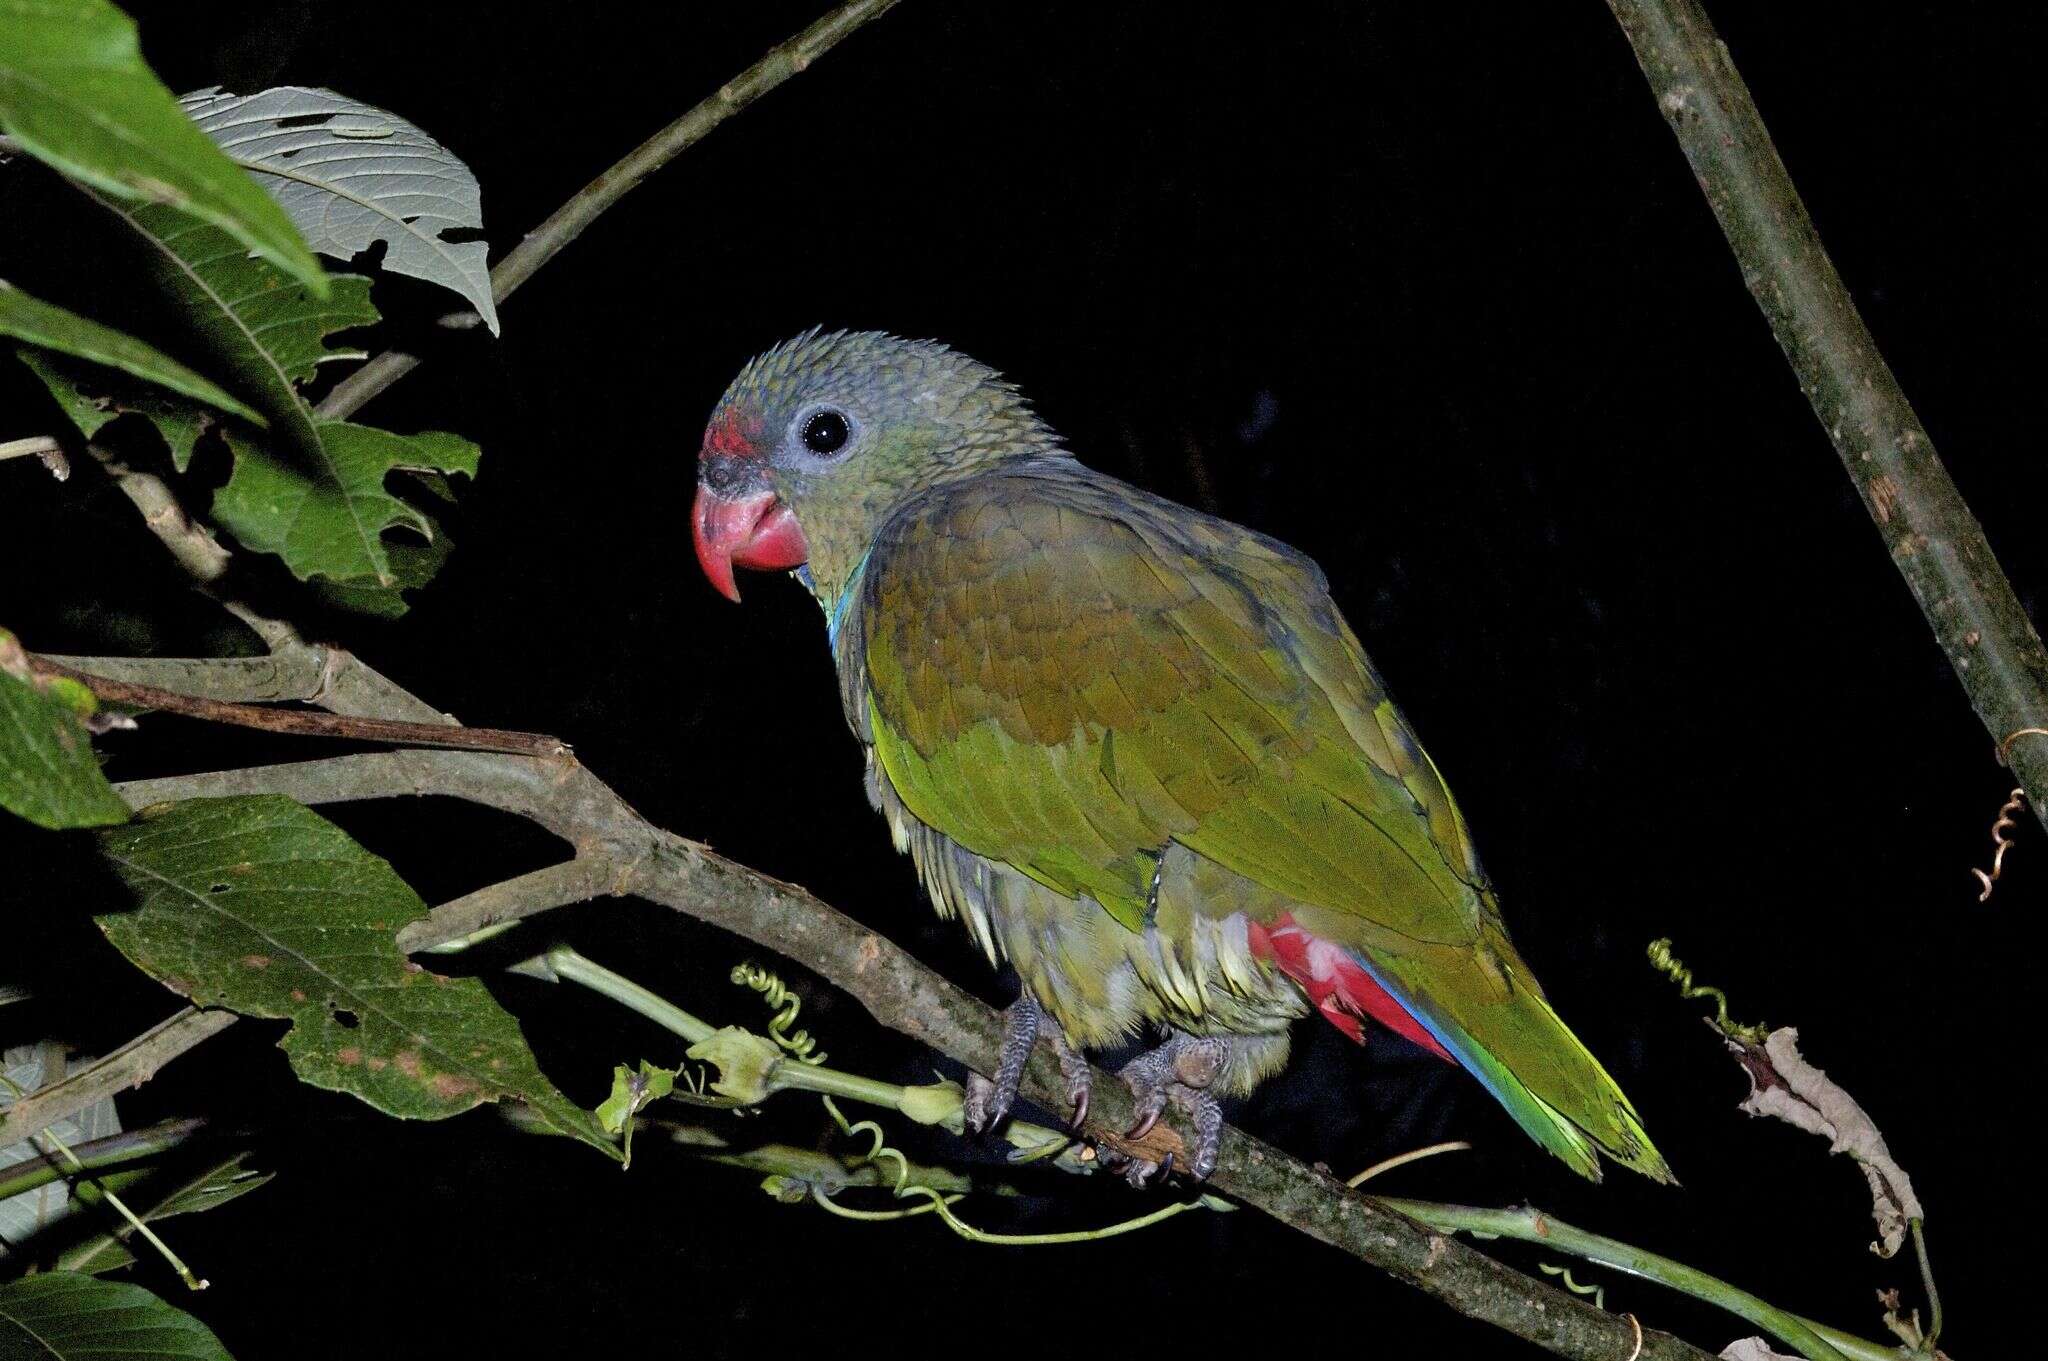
[692,329,1059,605]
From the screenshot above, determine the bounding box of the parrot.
[691,329,1670,1186]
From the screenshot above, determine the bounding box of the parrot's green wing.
[854,462,1669,1183]
[856,463,1488,942]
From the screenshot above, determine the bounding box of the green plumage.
[705,331,1671,1184]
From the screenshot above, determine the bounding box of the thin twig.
[31,656,566,757]
[85,440,229,580]
[0,1118,208,1204]
[1605,0,2048,835]
[0,1011,237,1148]
[396,857,627,953]
[0,434,67,479]
[314,0,905,422]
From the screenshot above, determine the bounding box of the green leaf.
[0,0,324,297]
[309,534,453,619]
[104,196,373,455]
[15,349,213,471]
[0,1272,235,1361]
[97,198,477,588]
[216,423,477,588]
[96,797,617,1159]
[596,1061,676,1168]
[0,280,263,424]
[59,1152,272,1276]
[0,630,130,830]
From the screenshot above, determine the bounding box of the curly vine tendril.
[1645,938,1768,1045]
[732,962,829,1065]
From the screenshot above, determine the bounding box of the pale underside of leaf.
[96,797,614,1158]
[182,86,498,334]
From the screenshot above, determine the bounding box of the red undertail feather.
[1248,915,1454,1062]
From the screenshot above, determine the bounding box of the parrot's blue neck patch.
[818,549,872,651]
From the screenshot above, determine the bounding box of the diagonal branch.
[314,0,905,423]
[1605,0,2048,832]
[32,655,562,756]
[77,653,1714,1360]
[0,1010,237,1147]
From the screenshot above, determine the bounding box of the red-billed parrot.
[692,329,1669,1185]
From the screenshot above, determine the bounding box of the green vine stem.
[1375,1200,1900,1361]
[0,1076,207,1290]
[0,1118,207,1203]
[512,946,1044,1135]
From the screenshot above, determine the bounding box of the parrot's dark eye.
[800,410,851,457]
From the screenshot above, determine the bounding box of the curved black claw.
[966,994,1045,1136]
[1070,1088,1090,1132]
[1124,1106,1161,1142]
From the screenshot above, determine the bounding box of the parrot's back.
[835,457,1670,1183]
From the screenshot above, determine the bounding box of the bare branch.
[32,656,563,757]
[395,858,629,953]
[0,1011,237,1147]
[0,435,68,480]
[314,0,906,422]
[1606,0,2048,832]
[85,440,230,581]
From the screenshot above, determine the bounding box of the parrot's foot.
[1113,1032,1228,1185]
[964,995,1094,1136]
[964,994,1043,1135]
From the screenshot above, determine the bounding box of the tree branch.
[75,653,1716,1360]
[313,0,905,423]
[0,1011,237,1147]
[1605,0,2048,832]
[31,656,562,757]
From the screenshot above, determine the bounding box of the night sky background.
[1,3,2037,1356]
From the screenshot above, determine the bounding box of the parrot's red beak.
[691,482,810,603]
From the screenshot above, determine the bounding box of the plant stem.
[314,0,905,423]
[1376,1199,1886,1361]
[0,1010,237,1148]
[32,657,566,757]
[1605,0,2048,831]
[514,945,714,1044]
[0,1119,207,1202]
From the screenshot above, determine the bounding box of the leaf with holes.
[0,0,324,297]
[96,797,617,1158]
[0,278,263,424]
[0,1273,236,1361]
[96,197,478,588]
[215,422,477,586]
[102,194,374,457]
[182,87,498,335]
[15,348,217,472]
[0,629,130,831]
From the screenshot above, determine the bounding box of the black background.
[1,3,2035,1356]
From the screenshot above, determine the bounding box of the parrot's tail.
[1352,936,1675,1184]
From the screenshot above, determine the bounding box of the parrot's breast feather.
[846,464,1492,946]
